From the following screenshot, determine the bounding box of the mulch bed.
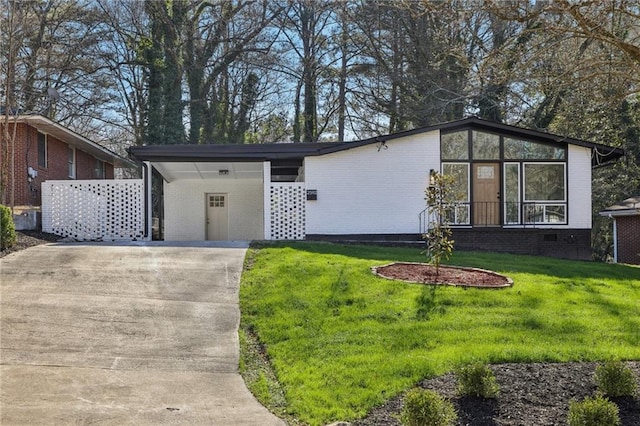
[373,262,512,288]
[0,230,61,258]
[353,362,640,426]
[363,262,640,425]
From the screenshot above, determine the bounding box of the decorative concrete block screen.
[270,183,306,240]
[42,180,144,241]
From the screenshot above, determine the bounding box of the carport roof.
[128,116,625,167]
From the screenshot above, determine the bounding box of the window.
[504,163,520,224]
[38,132,47,168]
[524,163,565,201]
[523,163,566,224]
[504,138,565,160]
[441,131,469,160]
[442,163,470,224]
[210,195,225,207]
[472,131,500,159]
[68,146,76,178]
[95,160,106,178]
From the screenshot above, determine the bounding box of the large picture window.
[523,163,566,224]
[524,163,565,201]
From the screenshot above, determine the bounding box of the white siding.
[163,178,263,240]
[305,131,440,235]
[567,144,592,229]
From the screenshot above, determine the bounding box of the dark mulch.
[373,262,512,287]
[0,230,61,258]
[353,362,640,426]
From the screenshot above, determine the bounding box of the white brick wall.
[567,144,592,229]
[304,131,441,235]
[163,178,263,241]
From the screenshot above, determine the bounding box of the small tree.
[423,171,456,276]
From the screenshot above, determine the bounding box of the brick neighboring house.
[600,196,640,264]
[1,114,129,228]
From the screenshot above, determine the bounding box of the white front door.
[206,193,229,240]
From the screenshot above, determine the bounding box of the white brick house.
[129,117,624,259]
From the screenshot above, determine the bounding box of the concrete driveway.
[0,242,285,425]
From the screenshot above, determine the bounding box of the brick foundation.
[307,228,592,260]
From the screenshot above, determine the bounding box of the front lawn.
[239,242,640,425]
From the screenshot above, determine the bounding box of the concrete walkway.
[0,242,285,425]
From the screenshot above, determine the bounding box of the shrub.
[456,362,499,398]
[400,388,457,426]
[595,361,638,397]
[568,395,620,426]
[0,205,17,251]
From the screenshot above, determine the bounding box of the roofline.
[377,117,624,158]
[599,209,640,217]
[6,114,135,168]
[128,116,624,165]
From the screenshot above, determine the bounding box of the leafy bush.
[400,388,457,426]
[568,395,620,426]
[595,361,638,397]
[456,362,499,398]
[0,205,17,250]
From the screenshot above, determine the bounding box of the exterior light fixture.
[219,169,229,176]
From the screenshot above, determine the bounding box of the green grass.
[239,242,640,425]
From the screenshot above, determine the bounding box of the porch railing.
[419,201,567,233]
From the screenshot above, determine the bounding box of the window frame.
[503,162,521,225]
[441,162,471,225]
[95,159,106,178]
[37,132,48,169]
[68,146,76,179]
[522,162,567,225]
[523,162,567,203]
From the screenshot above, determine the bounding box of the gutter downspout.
[612,216,617,264]
[143,161,153,241]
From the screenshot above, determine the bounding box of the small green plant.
[568,395,620,426]
[423,171,456,276]
[400,388,457,426]
[0,205,17,250]
[595,360,638,397]
[456,362,499,398]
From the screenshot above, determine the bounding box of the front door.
[473,163,500,226]
[206,193,228,240]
